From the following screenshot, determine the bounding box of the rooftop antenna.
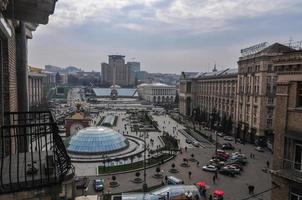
[289,37,293,47]
[213,62,217,72]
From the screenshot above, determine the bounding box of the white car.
[223,165,240,174]
[223,136,233,141]
[232,152,247,158]
[193,141,200,147]
[202,165,218,172]
[255,146,264,152]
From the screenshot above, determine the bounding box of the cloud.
[48,0,301,34]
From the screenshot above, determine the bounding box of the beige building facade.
[137,83,176,105]
[270,50,302,200]
[236,43,294,145]
[179,68,237,134]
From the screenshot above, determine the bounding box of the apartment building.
[270,50,302,200]
[236,43,293,145]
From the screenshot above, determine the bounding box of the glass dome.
[67,126,128,154]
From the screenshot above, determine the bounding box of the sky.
[28,0,302,74]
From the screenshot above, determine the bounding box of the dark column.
[16,22,28,112]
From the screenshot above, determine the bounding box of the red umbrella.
[196,182,206,187]
[214,189,224,196]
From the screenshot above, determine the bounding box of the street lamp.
[143,130,148,192]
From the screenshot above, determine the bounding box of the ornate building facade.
[179,68,237,134]
[236,43,293,145]
[270,50,302,200]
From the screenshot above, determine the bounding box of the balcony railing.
[0,111,73,194]
[271,159,302,183]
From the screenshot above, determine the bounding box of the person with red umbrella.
[196,182,207,198]
[213,189,224,200]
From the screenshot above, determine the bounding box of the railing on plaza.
[0,111,73,194]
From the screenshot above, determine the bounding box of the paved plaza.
[73,111,273,200]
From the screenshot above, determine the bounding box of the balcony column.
[16,21,28,112]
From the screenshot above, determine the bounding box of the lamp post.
[143,131,148,192]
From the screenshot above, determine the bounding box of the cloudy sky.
[28,0,302,74]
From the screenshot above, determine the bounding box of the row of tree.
[191,107,233,134]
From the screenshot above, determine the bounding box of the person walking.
[209,194,213,200]
[188,171,192,179]
[212,175,216,184]
[266,160,270,168]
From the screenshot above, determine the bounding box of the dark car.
[219,168,236,177]
[186,138,193,144]
[94,179,104,191]
[75,177,89,189]
[222,143,235,150]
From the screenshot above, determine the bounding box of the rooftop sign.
[241,42,268,56]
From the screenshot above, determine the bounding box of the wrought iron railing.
[0,111,73,194]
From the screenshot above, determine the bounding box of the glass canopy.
[67,126,128,154]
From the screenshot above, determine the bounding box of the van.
[167,176,184,185]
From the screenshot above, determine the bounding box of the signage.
[241,42,268,56]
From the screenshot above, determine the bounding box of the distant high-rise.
[101,55,140,87]
[127,61,141,86]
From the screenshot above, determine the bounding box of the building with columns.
[28,66,46,110]
[137,83,176,105]
[179,68,237,134]
[270,50,302,200]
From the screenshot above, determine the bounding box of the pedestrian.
[215,171,218,179]
[239,148,241,153]
[212,175,216,184]
[197,161,200,166]
[188,171,192,178]
[209,194,213,200]
[266,160,270,168]
[248,185,255,194]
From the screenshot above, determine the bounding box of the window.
[268,97,274,105]
[297,82,302,107]
[267,119,273,128]
[294,144,302,171]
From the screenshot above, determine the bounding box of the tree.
[171,163,176,169]
[135,171,141,178]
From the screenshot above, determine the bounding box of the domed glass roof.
[67,126,128,154]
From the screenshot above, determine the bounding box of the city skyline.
[28,0,302,73]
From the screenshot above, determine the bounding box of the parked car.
[222,165,240,174]
[202,165,218,172]
[227,163,243,171]
[223,136,233,141]
[75,177,89,189]
[193,141,200,147]
[255,146,264,152]
[219,168,236,177]
[222,143,235,150]
[94,179,104,191]
[186,138,193,144]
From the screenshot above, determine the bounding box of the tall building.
[179,68,237,134]
[127,61,140,86]
[236,43,293,146]
[101,55,131,87]
[270,50,302,200]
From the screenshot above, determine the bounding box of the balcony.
[0,111,74,194]
[271,159,302,183]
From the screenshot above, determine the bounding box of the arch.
[157,96,161,103]
[162,96,165,103]
[153,96,156,103]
